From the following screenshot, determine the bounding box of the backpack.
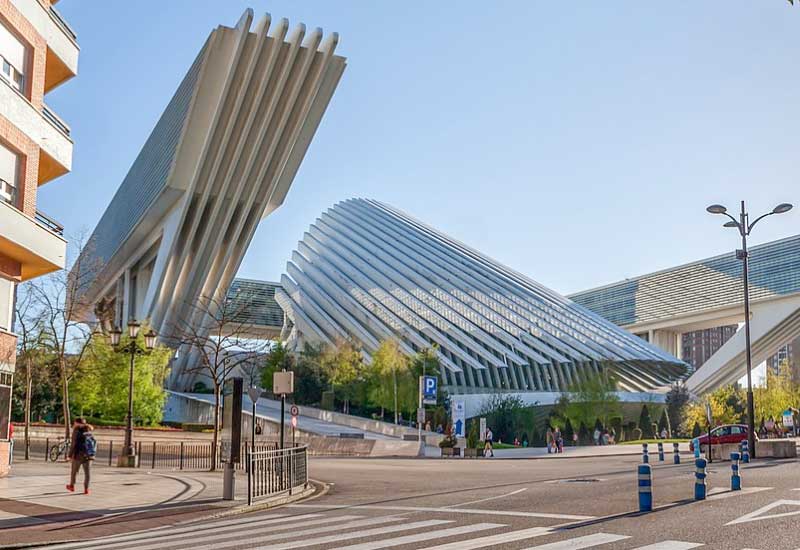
[82,432,97,458]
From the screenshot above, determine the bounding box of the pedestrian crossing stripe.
[45,511,722,550]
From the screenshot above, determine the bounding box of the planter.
[464,447,482,458]
[441,446,461,457]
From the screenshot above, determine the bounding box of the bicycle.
[49,438,70,462]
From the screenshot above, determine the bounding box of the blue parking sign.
[422,375,437,405]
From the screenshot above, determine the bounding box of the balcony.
[9,0,79,92]
[0,78,72,183]
[0,199,66,280]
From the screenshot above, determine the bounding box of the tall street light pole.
[706,201,793,459]
[109,320,157,467]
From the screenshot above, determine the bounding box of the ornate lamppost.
[109,320,157,467]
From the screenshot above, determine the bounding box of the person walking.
[554,427,563,453]
[484,427,494,457]
[546,427,553,454]
[66,417,95,495]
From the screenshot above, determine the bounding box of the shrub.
[183,423,214,432]
[691,422,702,438]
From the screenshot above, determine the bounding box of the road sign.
[451,398,466,438]
[273,370,294,395]
[705,402,713,425]
[783,410,794,428]
[247,387,261,403]
[290,405,300,417]
[291,416,298,428]
[421,375,437,405]
[479,417,486,441]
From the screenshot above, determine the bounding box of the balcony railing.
[42,104,70,136]
[35,209,64,236]
[49,5,77,42]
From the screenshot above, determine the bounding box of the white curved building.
[75,10,346,389]
[276,199,687,396]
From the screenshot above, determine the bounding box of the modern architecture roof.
[276,198,687,393]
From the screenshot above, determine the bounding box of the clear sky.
[43,1,799,295]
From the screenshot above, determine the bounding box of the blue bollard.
[693,438,701,459]
[694,457,707,500]
[740,440,750,464]
[642,443,649,464]
[658,442,665,462]
[638,463,653,512]
[673,442,680,464]
[730,452,741,491]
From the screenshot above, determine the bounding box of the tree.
[368,339,408,423]
[168,291,268,470]
[563,418,575,445]
[319,338,365,414]
[13,283,49,459]
[71,328,171,425]
[638,404,654,438]
[665,382,690,437]
[657,409,669,437]
[478,395,526,443]
[29,235,99,439]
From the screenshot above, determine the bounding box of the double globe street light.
[108,320,157,467]
[706,201,793,459]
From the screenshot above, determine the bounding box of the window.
[0,143,19,207]
[0,277,12,332]
[0,21,27,93]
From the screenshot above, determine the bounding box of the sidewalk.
[1,461,267,548]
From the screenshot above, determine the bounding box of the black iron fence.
[246,445,308,505]
[20,438,278,471]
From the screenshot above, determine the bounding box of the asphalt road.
[45,453,800,550]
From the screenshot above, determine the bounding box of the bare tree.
[30,234,100,440]
[168,290,269,470]
[13,284,49,459]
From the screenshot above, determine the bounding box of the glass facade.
[570,235,800,326]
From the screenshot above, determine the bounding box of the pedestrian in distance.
[546,427,553,454]
[66,417,96,495]
[554,427,563,453]
[593,427,601,446]
[484,427,494,457]
[572,432,578,446]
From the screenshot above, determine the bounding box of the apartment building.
[0,0,78,475]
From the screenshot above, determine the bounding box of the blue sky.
[44,1,799,295]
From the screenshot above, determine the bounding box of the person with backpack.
[66,417,95,494]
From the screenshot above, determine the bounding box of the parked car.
[689,424,755,452]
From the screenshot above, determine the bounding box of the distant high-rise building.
[681,326,738,370]
[0,0,79,475]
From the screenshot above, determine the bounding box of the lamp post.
[706,201,793,459]
[109,320,157,467]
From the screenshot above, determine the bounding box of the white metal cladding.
[278,199,688,393]
[73,10,347,391]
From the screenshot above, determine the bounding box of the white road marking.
[727,499,800,525]
[44,513,305,549]
[445,488,528,508]
[706,486,772,500]
[632,542,704,549]
[416,526,553,549]
[254,519,452,550]
[82,514,366,550]
[289,503,595,520]
[329,522,504,550]
[521,533,629,549]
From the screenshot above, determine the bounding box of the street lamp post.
[706,201,793,459]
[109,320,157,467]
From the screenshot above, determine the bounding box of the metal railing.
[42,104,71,136]
[246,445,308,505]
[35,209,65,236]
[24,438,278,470]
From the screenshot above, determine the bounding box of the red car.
[689,424,754,452]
